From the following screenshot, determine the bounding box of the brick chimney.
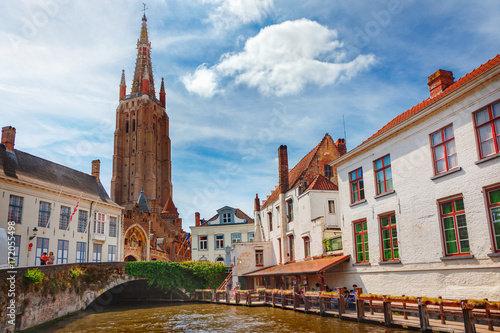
[195,212,200,227]
[278,145,289,194]
[1,126,16,151]
[336,138,347,155]
[254,194,260,212]
[91,159,100,180]
[428,69,454,98]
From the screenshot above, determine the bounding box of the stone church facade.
[112,14,190,262]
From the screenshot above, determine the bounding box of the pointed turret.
[159,77,166,107]
[131,14,155,96]
[119,70,126,100]
[136,187,150,213]
[161,196,179,221]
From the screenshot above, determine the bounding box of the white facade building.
[190,206,254,264]
[331,55,500,300]
[0,126,123,267]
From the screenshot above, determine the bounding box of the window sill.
[256,265,264,267]
[378,260,401,265]
[352,262,371,266]
[349,199,367,207]
[440,254,474,261]
[475,152,500,165]
[374,190,395,200]
[430,167,462,180]
[487,253,500,258]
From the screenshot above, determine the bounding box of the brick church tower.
[111,13,172,210]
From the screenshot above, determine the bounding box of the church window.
[126,121,129,133]
[132,119,136,131]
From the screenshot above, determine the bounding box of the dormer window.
[222,213,232,223]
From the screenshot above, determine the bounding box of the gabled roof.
[0,145,116,204]
[305,175,338,191]
[162,196,178,215]
[363,54,500,145]
[201,208,255,226]
[262,134,334,209]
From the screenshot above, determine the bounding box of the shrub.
[69,267,86,279]
[24,269,45,284]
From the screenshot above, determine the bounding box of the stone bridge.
[0,262,186,332]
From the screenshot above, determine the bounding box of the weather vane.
[142,3,148,16]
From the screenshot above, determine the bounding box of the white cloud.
[183,19,376,97]
[203,0,273,29]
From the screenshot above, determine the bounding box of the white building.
[234,135,349,290]
[331,55,500,300]
[0,126,123,267]
[190,206,254,264]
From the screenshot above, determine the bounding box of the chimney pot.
[195,212,201,227]
[428,69,454,98]
[1,126,16,152]
[336,138,347,155]
[278,145,289,194]
[91,159,101,180]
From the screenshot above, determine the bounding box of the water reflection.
[41,303,408,333]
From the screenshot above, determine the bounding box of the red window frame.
[486,186,500,253]
[303,236,311,258]
[474,101,500,159]
[379,212,399,261]
[349,168,365,203]
[430,124,458,175]
[353,220,369,263]
[268,212,273,232]
[373,155,393,195]
[439,196,470,256]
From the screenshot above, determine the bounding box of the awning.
[243,255,350,277]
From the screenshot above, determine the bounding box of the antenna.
[142,3,148,16]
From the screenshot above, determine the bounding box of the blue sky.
[1,0,499,230]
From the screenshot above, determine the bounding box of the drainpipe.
[87,201,94,262]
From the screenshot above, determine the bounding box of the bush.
[24,269,45,284]
[69,267,86,279]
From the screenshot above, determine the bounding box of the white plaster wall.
[334,69,500,300]
[231,241,273,285]
[0,180,122,267]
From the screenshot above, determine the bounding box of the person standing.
[47,251,55,265]
[40,252,49,265]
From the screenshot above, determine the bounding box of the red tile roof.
[305,175,338,191]
[243,255,350,276]
[261,134,333,209]
[364,54,500,144]
[161,196,178,215]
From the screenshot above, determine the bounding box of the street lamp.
[29,227,38,240]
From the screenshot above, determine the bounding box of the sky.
[1,0,499,231]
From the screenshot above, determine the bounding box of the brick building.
[112,14,189,262]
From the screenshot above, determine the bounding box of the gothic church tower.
[111,13,172,210]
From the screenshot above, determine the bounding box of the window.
[59,206,70,230]
[109,216,117,237]
[35,237,49,266]
[349,168,365,203]
[231,233,241,244]
[474,101,500,158]
[76,242,86,263]
[57,240,69,264]
[286,199,293,222]
[12,235,21,267]
[8,195,23,223]
[354,220,369,263]
[248,232,254,242]
[126,121,129,133]
[38,201,51,228]
[380,213,399,261]
[94,212,106,235]
[215,256,225,263]
[374,155,393,194]
[268,212,273,231]
[108,245,117,262]
[328,200,335,214]
[431,125,458,174]
[199,235,208,250]
[93,243,102,262]
[77,210,88,233]
[222,213,232,223]
[215,234,224,249]
[303,236,310,258]
[487,187,500,252]
[288,235,295,261]
[440,197,470,256]
[324,164,333,177]
[255,249,264,266]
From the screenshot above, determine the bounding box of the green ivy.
[126,261,227,293]
[24,269,45,284]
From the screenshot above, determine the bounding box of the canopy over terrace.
[242,255,350,290]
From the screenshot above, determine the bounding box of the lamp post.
[29,227,38,240]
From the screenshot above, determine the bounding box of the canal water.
[39,302,409,332]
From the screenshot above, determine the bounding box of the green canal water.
[39,303,409,333]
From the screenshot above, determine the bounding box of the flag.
[185,233,191,246]
[69,193,82,223]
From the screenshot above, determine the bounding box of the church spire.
[119,69,126,100]
[131,13,155,96]
[160,77,166,107]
